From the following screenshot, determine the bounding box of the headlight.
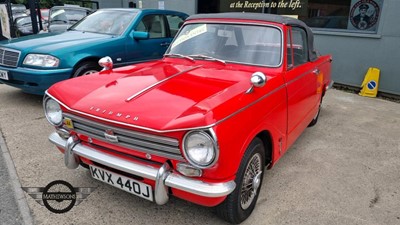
[23,54,59,67]
[183,131,218,168]
[44,97,62,126]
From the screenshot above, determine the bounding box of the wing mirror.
[133,31,149,40]
[98,56,113,71]
[246,72,267,94]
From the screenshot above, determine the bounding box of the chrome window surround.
[167,21,284,68]
[63,113,184,160]
[0,47,21,68]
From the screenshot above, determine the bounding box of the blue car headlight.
[23,54,59,67]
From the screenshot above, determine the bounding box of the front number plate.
[89,165,153,201]
[0,70,8,80]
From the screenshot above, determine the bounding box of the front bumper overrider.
[48,132,236,205]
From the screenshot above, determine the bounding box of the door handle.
[313,69,320,75]
[160,42,170,47]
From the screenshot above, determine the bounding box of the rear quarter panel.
[316,55,332,91]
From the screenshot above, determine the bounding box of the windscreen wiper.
[164,53,194,62]
[189,54,226,65]
[50,19,67,23]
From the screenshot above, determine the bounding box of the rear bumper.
[0,66,72,95]
[48,132,236,205]
[327,80,334,90]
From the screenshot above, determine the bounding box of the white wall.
[138,0,196,15]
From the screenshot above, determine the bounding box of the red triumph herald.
[44,13,332,224]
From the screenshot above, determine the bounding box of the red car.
[45,13,332,223]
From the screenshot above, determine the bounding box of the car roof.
[50,6,92,11]
[188,12,305,27]
[96,8,188,15]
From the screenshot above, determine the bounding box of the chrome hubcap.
[82,70,98,76]
[240,153,262,210]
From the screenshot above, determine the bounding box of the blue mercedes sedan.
[0,8,188,94]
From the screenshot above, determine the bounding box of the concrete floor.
[0,84,399,225]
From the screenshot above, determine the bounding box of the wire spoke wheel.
[215,137,266,224]
[240,153,262,210]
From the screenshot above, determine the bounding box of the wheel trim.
[82,70,98,76]
[240,153,262,210]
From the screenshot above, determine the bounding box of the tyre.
[308,99,322,127]
[216,137,265,224]
[72,61,101,78]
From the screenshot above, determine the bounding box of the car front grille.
[63,113,183,160]
[0,48,20,67]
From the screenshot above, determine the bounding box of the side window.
[136,20,146,32]
[291,27,308,66]
[135,14,166,38]
[166,15,185,37]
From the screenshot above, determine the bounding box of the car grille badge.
[104,129,118,143]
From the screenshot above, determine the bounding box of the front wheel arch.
[71,59,102,78]
[257,131,273,167]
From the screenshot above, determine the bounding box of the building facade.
[126,0,399,96]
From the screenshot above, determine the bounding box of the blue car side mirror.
[133,31,149,40]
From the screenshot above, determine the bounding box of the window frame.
[290,26,309,67]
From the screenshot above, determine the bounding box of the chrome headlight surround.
[23,54,59,67]
[43,96,63,126]
[182,129,219,168]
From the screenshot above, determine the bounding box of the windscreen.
[168,23,282,66]
[50,8,89,25]
[69,10,137,35]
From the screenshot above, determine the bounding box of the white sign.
[158,1,165,9]
[171,24,208,49]
[0,4,10,39]
[347,0,383,31]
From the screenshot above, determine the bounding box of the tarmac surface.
[0,83,399,225]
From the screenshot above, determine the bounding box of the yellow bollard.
[359,67,380,98]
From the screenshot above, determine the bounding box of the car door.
[284,26,319,147]
[123,14,170,64]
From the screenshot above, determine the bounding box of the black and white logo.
[349,0,380,30]
[23,180,96,214]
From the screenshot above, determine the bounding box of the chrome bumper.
[49,132,236,205]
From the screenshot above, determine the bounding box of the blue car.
[0,8,188,94]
